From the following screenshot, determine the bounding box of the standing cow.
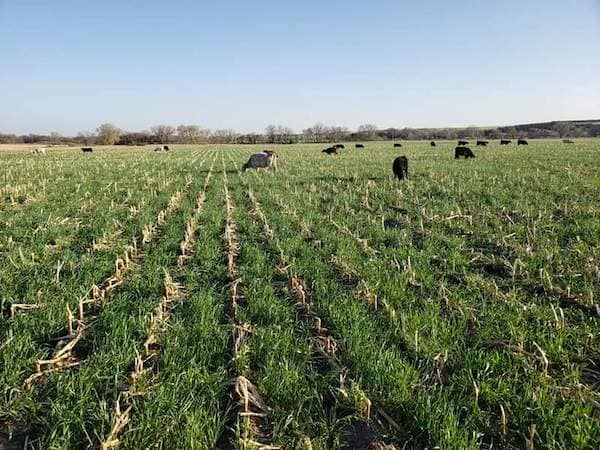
[518,139,528,145]
[500,139,511,145]
[31,147,46,155]
[430,141,436,147]
[392,156,408,180]
[355,144,365,149]
[394,143,402,148]
[455,146,475,159]
[242,150,279,171]
[81,147,94,153]
[476,140,488,146]
[458,140,469,146]
[322,147,338,155]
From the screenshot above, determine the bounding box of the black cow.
[500,139,511,145]
[517,139,528,145]
[81,147,93,153]
[563,139,574,144]
[355,144,365,149]
[322,147,338,155]
[392,156,408,180]
[430,141,436,147]
[334,144,345,149]
[458,140,469,146]
[476,140,488,146]
[163,145,170,151]
[394,143,402,148]
[455,146,475,159]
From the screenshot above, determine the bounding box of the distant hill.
[373,119,600,141]
[498,119,600,138]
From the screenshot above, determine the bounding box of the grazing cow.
[163,145,170,151]
[322,147,338,155]
[563,139,574,144]
[394,143,402,148]
[500,139,511,145]
[430,141,436,147]
[31,147,46,155]
[518,139,528,145]
[455,146,475,159]
[392,156,408,180]
[476,140,488,146]
[458,140,469,146]
[154,147,163,152]
[355,144,365,149]
[242,150,279,171]
[335,144,345,149]
[81,147,93,153]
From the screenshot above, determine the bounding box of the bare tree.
[301,122,328,143]
[357,124,378,141]
[210,129,238,144]
[312,122,327,142]
[77,131,95,145]
[96,123,121,145]
[264,125,278,144]
[237,133,259,144]
[49,132,62,145]
[151,125,176,144]
[176,125,208,144]
[327,126,348,142]
[273,125,294,144]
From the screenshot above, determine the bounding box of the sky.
[1,0,599,135]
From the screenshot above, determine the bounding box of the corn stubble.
[0,141,598,449]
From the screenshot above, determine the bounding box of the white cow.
[242,151,279,172]
[31,147,46,155]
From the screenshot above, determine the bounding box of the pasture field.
[0,140,599,449]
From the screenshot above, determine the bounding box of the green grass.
[0,140,598,449]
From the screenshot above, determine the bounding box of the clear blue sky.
[1,0,599,135]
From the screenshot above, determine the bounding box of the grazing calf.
[518,139,528,145]
[430,141,436,147]
[163,145,170,151]
[392,156,408,180]
[394,143,402,148]
[81,147,93,153]
[476,140,488,146]
[242,150,279,171]
[355,144,365,149]
[500,139,511,145]
[563,139,574,144]
[322,147,338,155]
[335,144,345,149]
[458,140,469,146]
[455,146,475,159]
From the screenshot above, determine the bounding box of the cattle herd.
[30,139,578,182]
[301,137,573,180]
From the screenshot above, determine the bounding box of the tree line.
[1,120,598,145]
